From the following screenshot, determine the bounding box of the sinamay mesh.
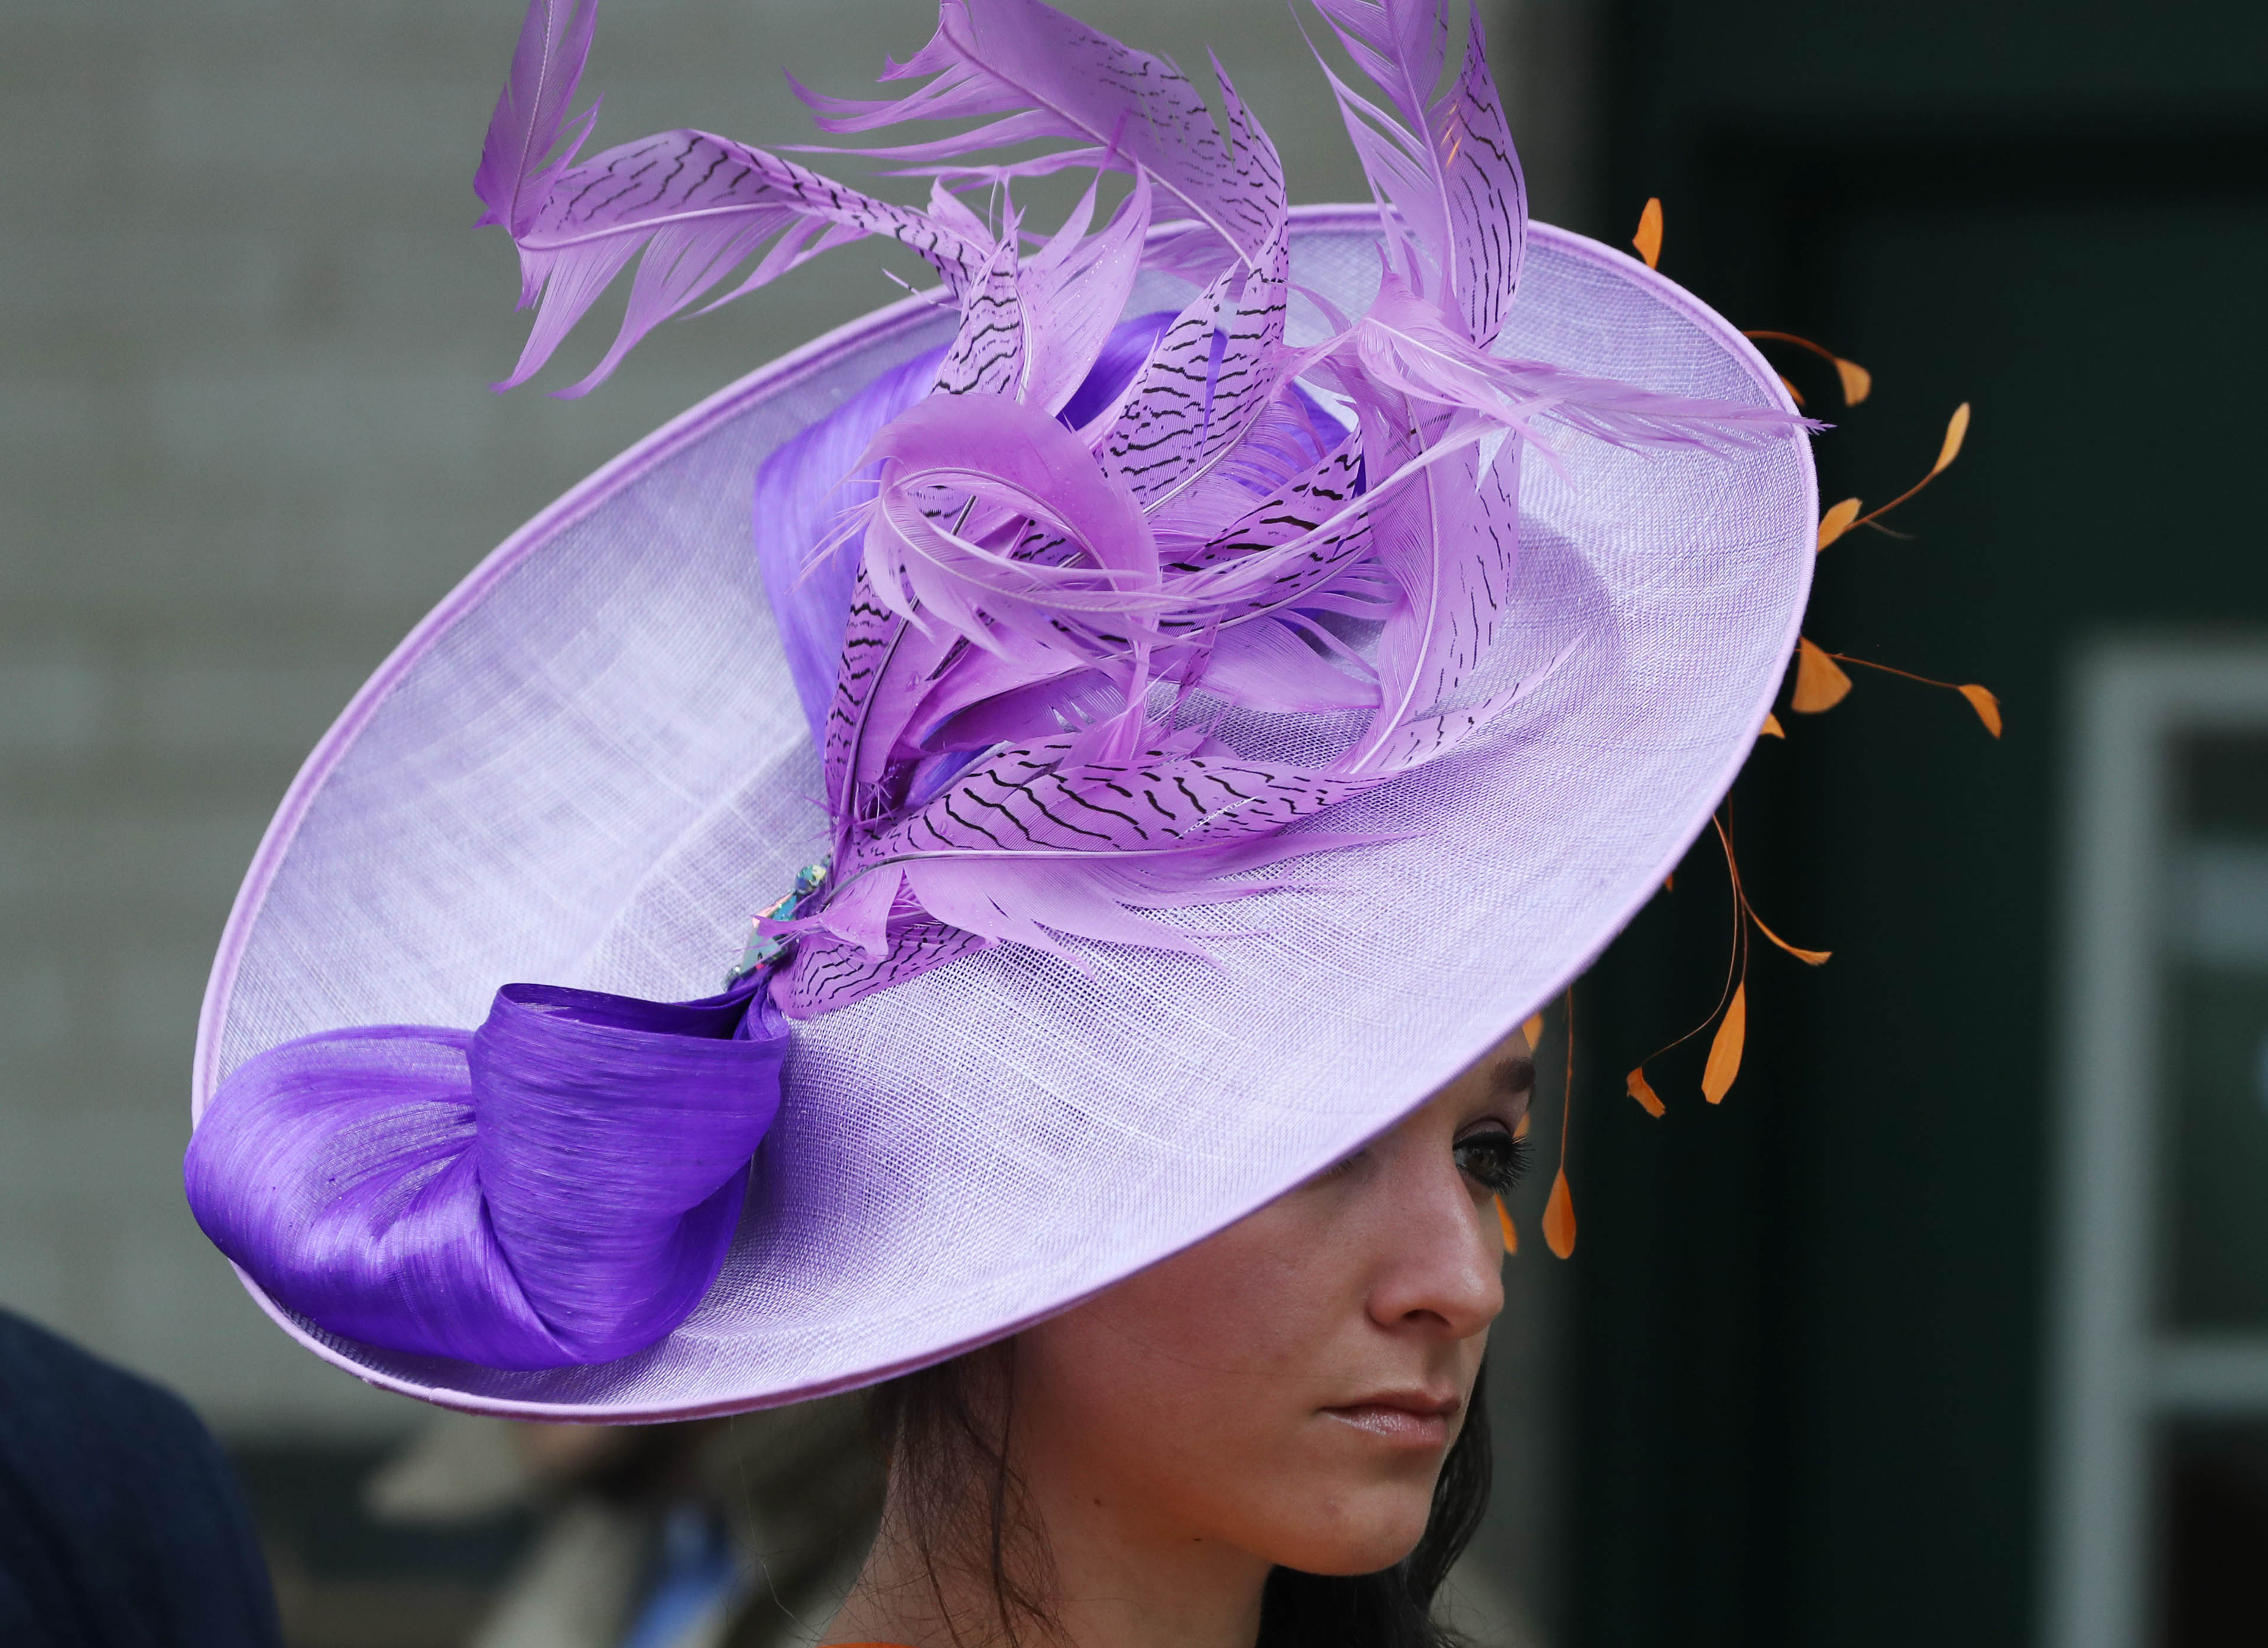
[194,212,1814,1418]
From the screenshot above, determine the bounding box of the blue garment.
[616,1503,741,1648]
[0,1309,281,1647]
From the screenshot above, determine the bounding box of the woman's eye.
[1455,1128,1529,1194]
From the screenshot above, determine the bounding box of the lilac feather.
[1095,207,1291,512]
[845,732,1386,869]
[773,907,992,1018]
[769,728,1394,1012]
[755,347,945,745]
[473,0,602,239]
[491,128,979,397]
[798,0,1284,269]
[1059,310,1177,430]
[811,314,1186,825]
[1350,274,1806,451]
[474,0,992,396]
[933,232,1029,400]
[1340,399,1520,767]
[858,392,1161,655]
[1309,0,1527,344]
[1192,619,1380,713]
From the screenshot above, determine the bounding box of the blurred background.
[2,0,2265,1643]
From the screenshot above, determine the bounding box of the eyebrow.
[1491,1056,1537,1099]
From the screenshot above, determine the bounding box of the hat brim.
[193,207,1813,1420]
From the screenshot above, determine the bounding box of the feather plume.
[1090,174,1291,513]
[754,347,945,744]
[1344,403,1520,766]
[773,729,1396,1016]
[1308,0,1527,343]
[473,0,602,239]
[797,0,1285,270]
[474,0,992,395]
[1350,274,1807,452]
[463,0,1811,1004]
[491,126,981,396]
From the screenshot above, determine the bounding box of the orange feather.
[1632,197,1663,270]
[1816,497,1861,550]
[1959,683,2003,737]
[1701,984,1746,1104]
[1792,638,1854,713]
[1543,1169,1577,1258]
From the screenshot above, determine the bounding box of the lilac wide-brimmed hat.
[184,0,1815,1420]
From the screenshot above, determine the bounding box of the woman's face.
[1012,1030,1532,1578]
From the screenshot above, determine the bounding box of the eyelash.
[1455,1128,1530,1195]
[1313,1128,1532,1191]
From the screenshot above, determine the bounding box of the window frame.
[2046,637,2268,1648]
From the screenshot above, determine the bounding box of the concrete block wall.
[0,0,1590,1442]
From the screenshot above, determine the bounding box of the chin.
[1257,1488,1439,1577]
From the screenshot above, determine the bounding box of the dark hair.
[868,1345,1490,1648]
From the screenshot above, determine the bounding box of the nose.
[1359,1140,1504,1342]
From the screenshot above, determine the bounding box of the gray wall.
[0,0,1591,1451]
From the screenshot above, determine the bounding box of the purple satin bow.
[184,982,787,1370]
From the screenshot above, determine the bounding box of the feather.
[1344,404,1522,768]
[915,663,1118,754]
[1059,310,1179,432]
[903,857,1201,958]
[1307,0,1525,343]
[1082,828,1392,904]
[754,347,945,745]
[1153,433,1373,632]
[822,570,958,819]
[933,231,1028,400]
[490,127,983,397]
[858,392,1162,660]
[799,0,1285,269]
[1352,274,1806,452]
[1148,390,1349,549]
[774,916,992,1020]
[804,312,1195,815]
[474,0,989,395]
[927,171,1153,413]
[1355,637,1573,774]
[473,0,603,239]
[774,736,1404,1010]
[845,734,1387,872]
[1190,618,1380,713]
[1090,197,1290,511]
[1017,174,1155,416]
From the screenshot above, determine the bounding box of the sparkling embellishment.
[723,861,829,989]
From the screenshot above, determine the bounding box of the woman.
[180,1,1818,1643]
[825,1031,1532,1648]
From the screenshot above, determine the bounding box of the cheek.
[1013,1205,1460,1573]
[1021,1218,1328,1469]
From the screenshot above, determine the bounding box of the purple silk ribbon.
[185,982,787,1370]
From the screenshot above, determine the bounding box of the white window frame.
[2045,637,2268,1648]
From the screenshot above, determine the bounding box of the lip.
[1319,1389,1461,1449]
